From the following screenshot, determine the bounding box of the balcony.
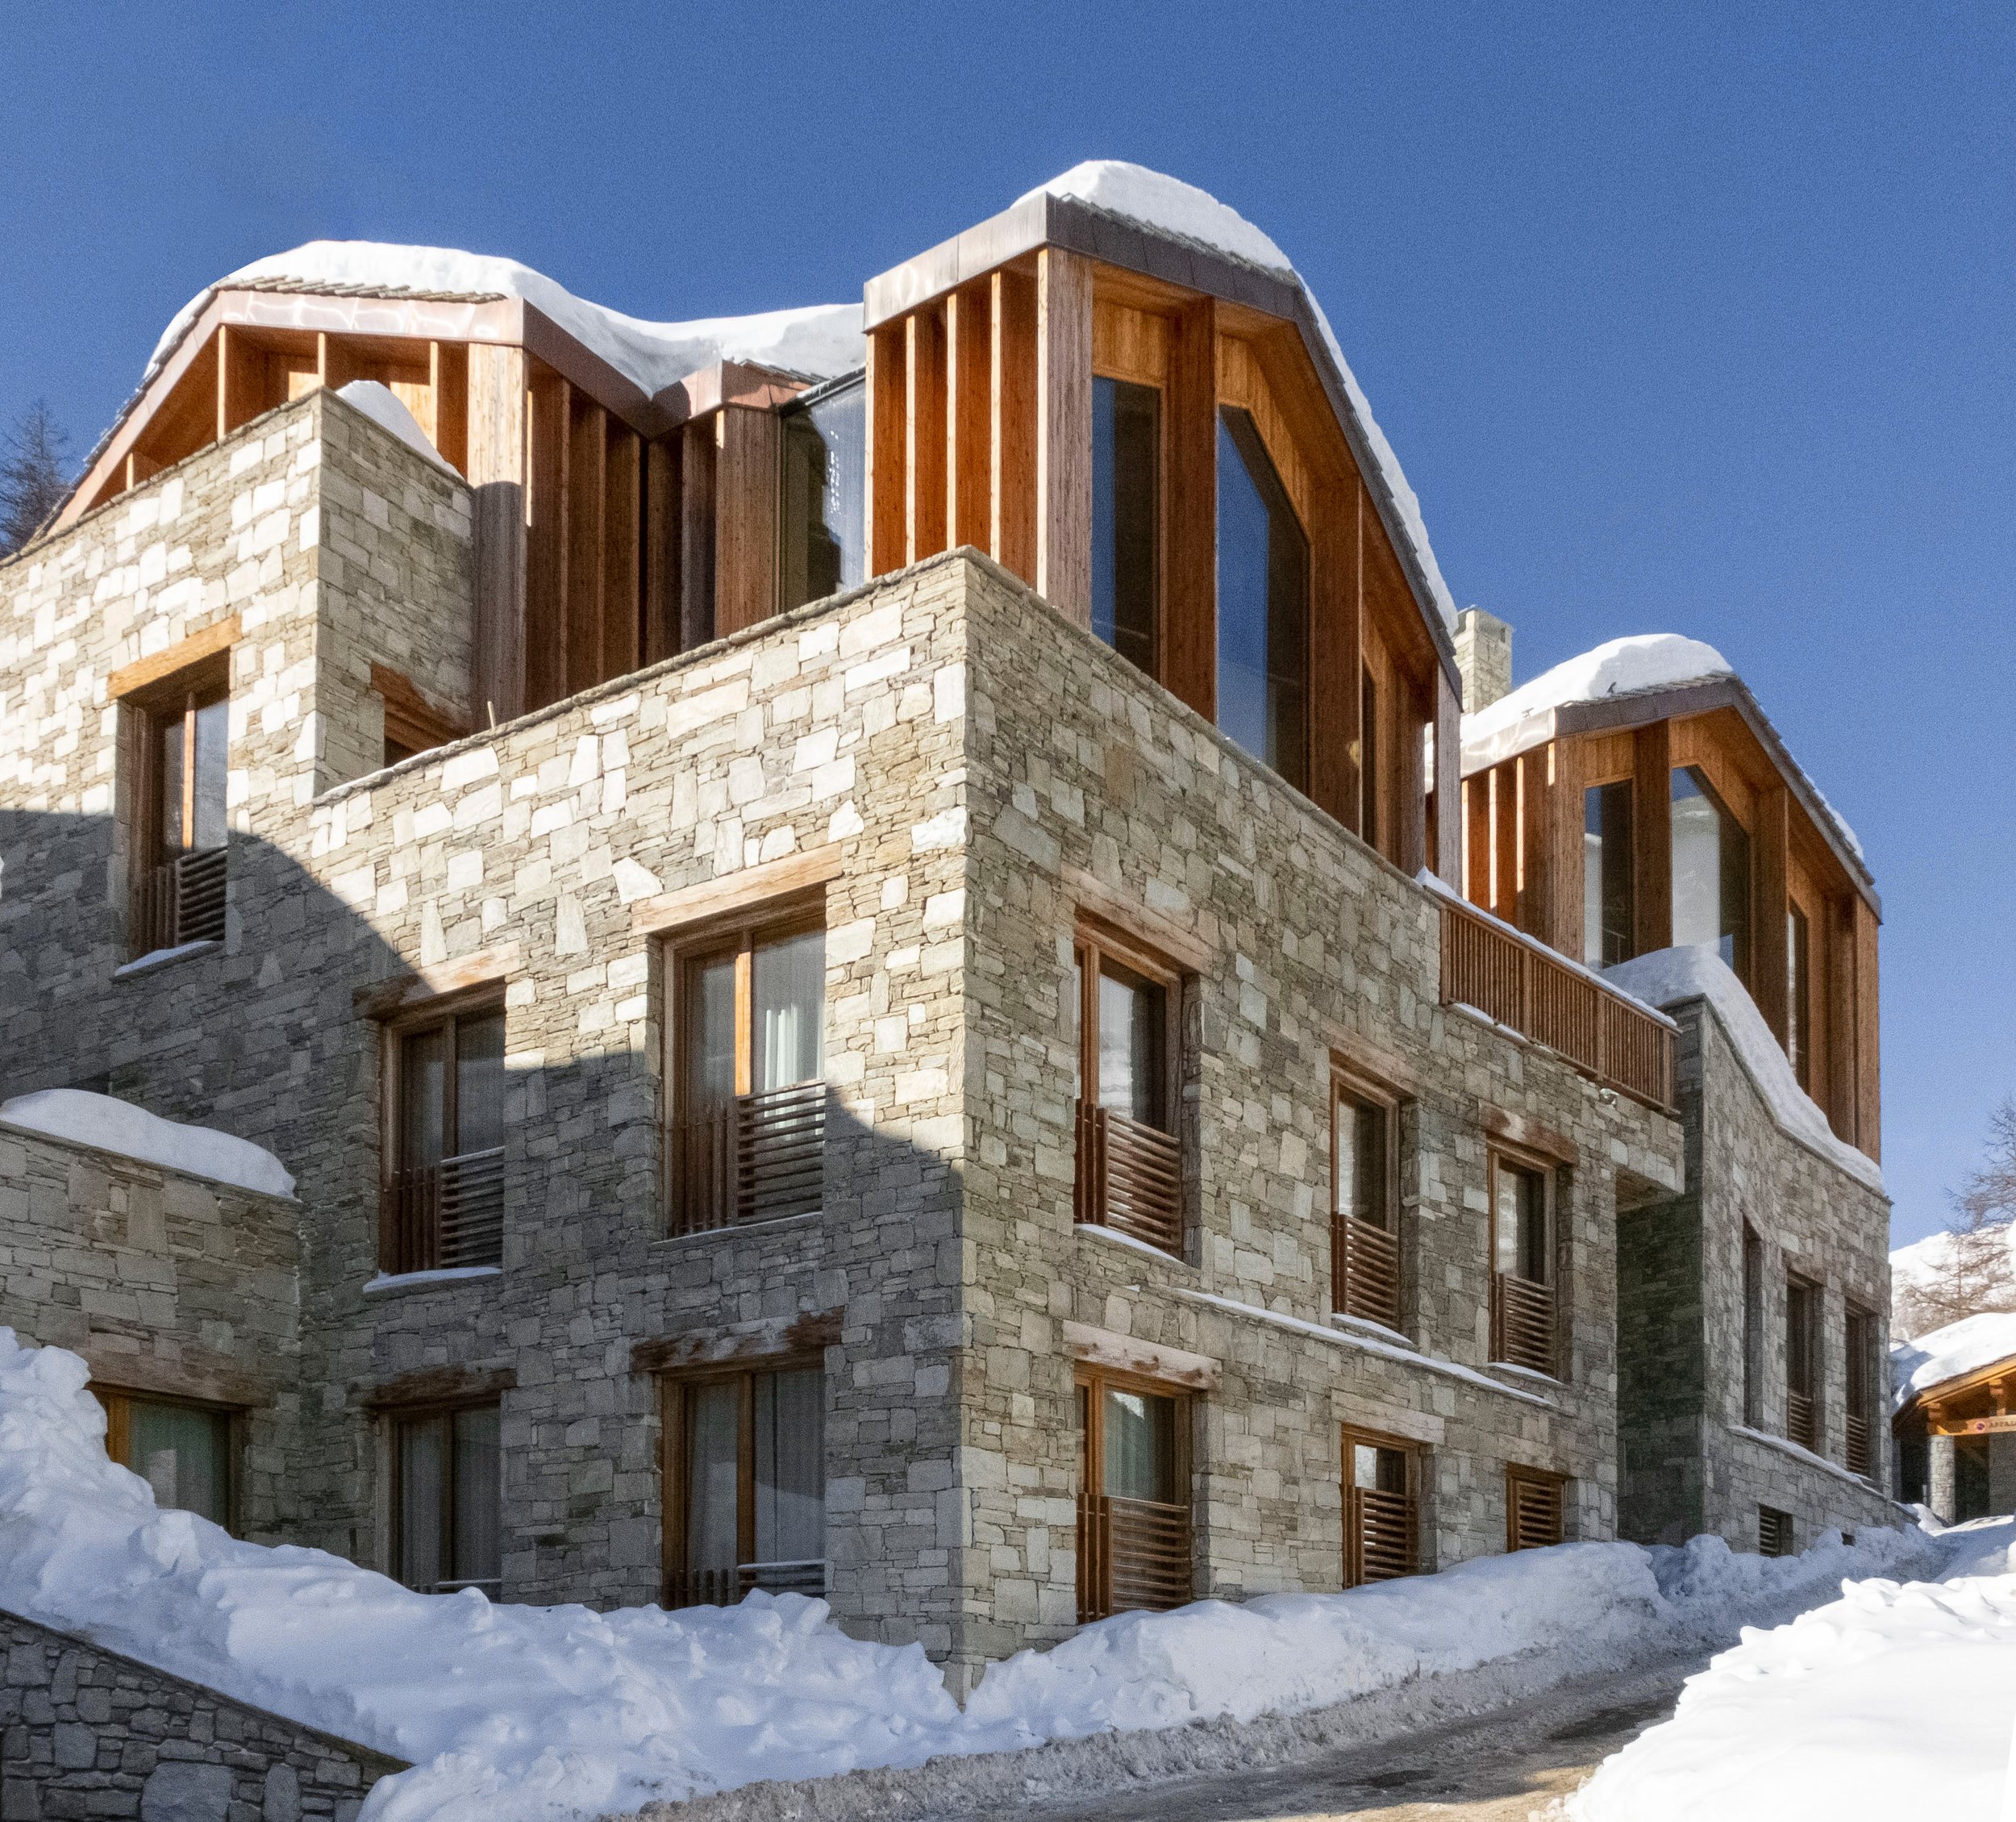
[381,1146,506,1274]
[1491,1270,1557,1377]
[1435,890,1674,1111]
[1332,1213,1402,1332]
[671,1081,827,1236]
[134,846,227,954]
[1077,1492,1191,1622]
[1345,1485,1417,1586]
[1073,1100,1182,1257]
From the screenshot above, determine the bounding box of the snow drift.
[0,1089,295,1198]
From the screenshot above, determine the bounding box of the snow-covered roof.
[0,1090,295,1199]
[1462,635,1732,773]
[1602,946,1884,1193]
[1020,161,1457,635]
[333,381,455,474]
[1891,1311,2016,1413]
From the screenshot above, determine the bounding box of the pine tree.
[1896,1098,2016,1338]
[0,400,73,557]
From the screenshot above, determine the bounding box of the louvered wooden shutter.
[1506,1469,1564,1551]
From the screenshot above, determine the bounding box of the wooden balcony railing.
[134,845,227,954]
[1786,1389,1818,1453]
[671,1081,827,1236]
[1845,1411,1872,1478]
[1491,1270,1557,1377]
[1345,1486,1417,1586]
[664,1558,827,1610]
[381,1146,505,1275]
[1077,1493,1191,1623]
[1436,894,1674,1111]
[1333,1214,1402,1332]
[1073,1100,1182,1258]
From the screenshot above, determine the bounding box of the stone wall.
[1617,998,1901,1549]
[0,1123,301,1540]
[0,1606,400,1821]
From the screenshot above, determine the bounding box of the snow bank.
[1569,1518,2016,1822]
[1602,946,1885,1193]
[1025,161,1457,633]
[0,1089,294,1198]
[1461,633,1732,773]
[335,381,456,473]
[1892,1311,2016,1413]
[148,244,863,402]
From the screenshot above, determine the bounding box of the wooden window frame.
[373,661,469,768]
[389,1399,502,1594]
[657,1353,827,1610]
[1076,1362,1195,1623]
[1844,1300,1876,1479]
[1331,1065,1404,1332]
[1488,1144,1561,1378]
[94,1382,241,1536]
[377,990,507,1274]
[1341,1424,1421,1587]
[1785,1270,1821,1452]
[1505,1463,1568,1553]
[123,650,231,957]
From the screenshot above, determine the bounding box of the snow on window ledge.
[1727,1422,1885,1494]
[1074,1222,1197,1273]
[653,1210,821,1247]
[1328,1311,1413,1349]
[1487,1359,1566,1390]
[362,1265,502,1296]
[114,940,218,979]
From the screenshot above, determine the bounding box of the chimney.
[1454,607,1513,714]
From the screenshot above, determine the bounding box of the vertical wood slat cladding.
[564,395,606,696]
[524,365,571,712]
[905,308,948,564]
[1851,898,1881,1158]
[1035,246,1093,627]
[1518,745,1553,939]
[1161,295,1218,724]
[679,417,717,653]
[989,269,1038,585]
[1632,720,1673,956]
[867,323,908,577]
[1491,761,1518,924]
[465,343,528,723]
[946,285,992,552]
[643,437,680,666]
[1545,737,1583,957]
[603,427,642,679]
[714,409,779,638]
[431,340,469,474]
[1433,675,1462,883]
[1752,784,1791,1044]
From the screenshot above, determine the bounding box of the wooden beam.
[905,306,947,564]
[1164,294,1218,723]
[990,269,1038,586]
[680,416,716,650]
[1633,720,1672,957]
[1518,744,1552,939]
[524,366,571,711]
[216,323,264,441]
[464,343,528,725]
[1398,677,1427,878]
[106,615,242,701]
[1753,783,1791,1046]
[714,406,778,638]
[1308,481,1356,828]
[866,323,906,577]
[1492,758,1519,924]
[643,436,680,665]
[603,425,642,679]
[945,284,991,552]
[431,341,469,475]
[1433,671,1463,884]
[1035,245,1093,626]
[1852,896,1881,1160]
[1547,737,1585,957]
[566,397,607,694]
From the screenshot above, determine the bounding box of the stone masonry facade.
[0,397,1695,1685]
[0,1606,401,1821]
[1617,999,1897,1550]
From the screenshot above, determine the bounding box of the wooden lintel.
[630,1310,842,1376]
[106,615,242,701]
[630,844,845,936]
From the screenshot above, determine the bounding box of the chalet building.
[1892,1315,2016,1523]
[1454,614,1897,1554]
[11,156,1896,1684]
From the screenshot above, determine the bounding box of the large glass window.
[1215,408,1309,790]
[99,1389,234,1528]
[1093,377,1159,673]
[385,1005,506,1273]
[1582,780,1635,969]
[1670,766,1751,980]
[1077,1369,1191,1620]
[394,1403,502,1595]
[668,1364,827,1606]
[779,376,865,612]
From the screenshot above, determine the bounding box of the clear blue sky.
[4,3,2009,1243]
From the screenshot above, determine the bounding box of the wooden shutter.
[1506,1467,1564,1551]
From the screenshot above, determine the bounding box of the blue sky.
[3,3,2010,1242]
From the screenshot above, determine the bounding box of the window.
[382,1003,506,1274]
[1343,1428,1419,1586]
[1215,407,1309,791]
[1742,1224,1764,1428]
[1582,780,1635,969]
[671,917,827,1234]
[664,1363,827,1607]
[1489,1153,1558,1377]
[1506,1466,1566,1551]
[1785,1273,1819,1451]
[394,1403,502,1595]
[1757,1504,1793,1558]
[779,376,865,613]
[98,1388,234,1528]
[1788,903,1813,1090]
[1671,766,1751,982]
[1077,1369,1191,1622]
[1845,1303,1876,1478]
[1092,376,1159,674]
[1071,926,1181,1257]
[132,675,229,954]
[1332,1075,1402,1331]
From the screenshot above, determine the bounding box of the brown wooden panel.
[431,341,469,475]
[217,323,261,439]
[1092,296,1171,386]
[1397,673,1427,877]
[603,426,641,679]
[1492,759,1518,924]
[1852,896,1881,1161]
[1518,745,1552,939]
[1433,673,1462,885]
[565,395,607,694]
[1632,720,1672,956]
[866,323,906,577]
[1036,245,1093,626]
[714,406,779,637]
[946,284,991,552]
[1308,481,1356,828]
[905,306,948,563]
[465,343,528,724]
[1547,736,1585,957]
[107,616,241,702]
[990,268,1038,586]
[643,436,680,665]
[1163,294,1217,721]
[523,366,572,711]
[1753,783,1791,1046]
[680,416,716,651]
[1462,776,1487,905]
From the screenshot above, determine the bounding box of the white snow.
[1460,633,1733,773]
[148,244,863,402]
[1602,946,1885,1193]
[334,381,456,473]
[1891,1311,2016,1413]
[0,1327,1938,1822]
[1025,161,1458,633]
[0,1090,294,1199]
[1569,1516,2016,1822]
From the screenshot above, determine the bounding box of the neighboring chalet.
[0,161,1881,1682]
[1454,615,1897,1554]
[1893,1314,2016,1522]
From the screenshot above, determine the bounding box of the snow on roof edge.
[0,1090,295,1199]
[1890,1310,2016,1412]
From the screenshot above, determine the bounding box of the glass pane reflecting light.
[1093,377,1158,673]
[1670,767,1751,979]
[753,929,825,1092]
[1215,409,1309,790]
[1103,1386,1177,1503]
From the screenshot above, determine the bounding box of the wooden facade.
[1460,685,1881,1161]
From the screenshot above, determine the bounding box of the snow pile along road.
[1570,1518,2016,1822]
[0,1328,1936,1821]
